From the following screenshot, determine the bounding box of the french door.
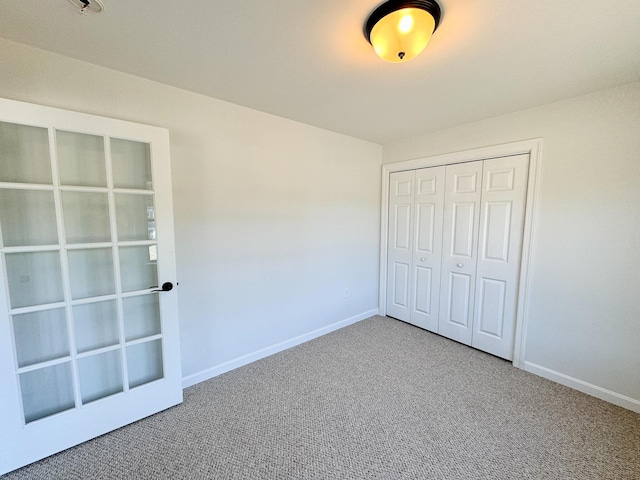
[0,98,182,475]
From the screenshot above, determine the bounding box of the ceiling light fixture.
[364,0,441,63]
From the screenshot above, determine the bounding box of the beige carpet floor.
[3,316,639,479]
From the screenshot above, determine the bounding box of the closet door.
[387,168,445,330]
[410,167,445,331]
[438,161,483,345]
[0,98,182,475]
[386,170,415,322]
[471,155,529,359]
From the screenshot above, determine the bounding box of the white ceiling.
[1,0,639,144]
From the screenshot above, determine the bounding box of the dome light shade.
[365,0,441,63]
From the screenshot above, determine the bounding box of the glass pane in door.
[119,246,158,292]
[123,295,161,341]
[19,363,75,423]
[5,251,64,308]
[73,300,119,353]
[111,139,152,190]
[57,131,107,188]
[78,350,123,404]
[62,192,111,244]
[127,339,163,388]
[68,248,116,299]
[12,308,69,368]
[114,193,156,241]
[0,189,58,247]
[0,121,52,185]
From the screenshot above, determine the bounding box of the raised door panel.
[446,272,472,327]
[471,154,529,359]
[410,166,444,331]
[451,202,476,257]
[476,278,507,337]
[414,266,433,315]
[386,170,414,322]
[394,204,411,250]
[392,262,410,309]
[415,203,435,252]
[438,162,483,345]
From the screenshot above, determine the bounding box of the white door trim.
[379,139,543,369]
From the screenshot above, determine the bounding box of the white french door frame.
[0,98,182,475]
[379,139,543,369]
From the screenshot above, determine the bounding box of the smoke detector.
[68,0,104,14]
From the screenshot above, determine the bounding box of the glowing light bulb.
[398,14,413,33]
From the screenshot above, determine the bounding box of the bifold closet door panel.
[438,161,483,345]
[472,155,529,360]
[410,167,445,331]
[387,170,415,322]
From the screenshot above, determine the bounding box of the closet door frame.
[379,139,543,369]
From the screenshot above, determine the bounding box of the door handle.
[151,282,174,292]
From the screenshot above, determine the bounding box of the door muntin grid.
[1,123,165,424]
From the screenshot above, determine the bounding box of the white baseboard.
[523,361,640,413]
[182,309,379,389]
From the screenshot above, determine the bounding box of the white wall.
[2,36,637,411]
[0,38,382,385]
[384,82,640,408]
